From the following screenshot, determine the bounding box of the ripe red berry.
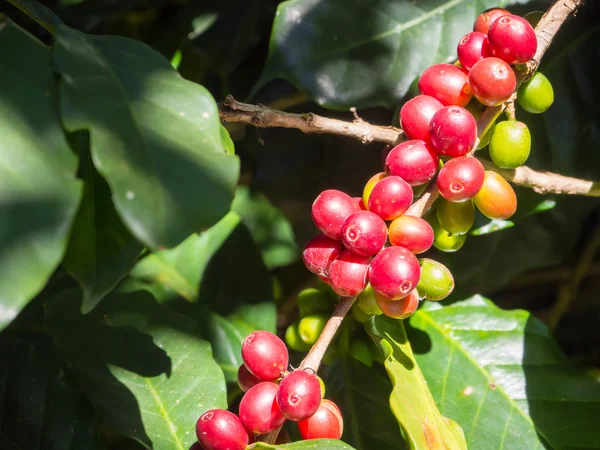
[399,95,444,141]
[457,32,492,70]
[298,399,343,440]
[429,106,477,157]
[237,364,262,393]
[488,15,537,64]
[241,331,289,381]
[418,64,472,107]
[367,176,413,221]
[239,382,286,434]
[327,250,371,297]
[341,211,387,256]
[369,246,421,300]
[437,156,485,202]
[374,290,420,319]
[388,215,434,254]
[196,409,249,450]
[276,370,322,421]
[385,140,439,186]
[473,8,510,34]
[352,196,367,210]
[312,189,359,240]
[468,57,516,107]
[302,234,343,278]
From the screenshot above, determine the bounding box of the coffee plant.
[1,0,600,449]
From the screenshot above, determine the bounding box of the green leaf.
[324,358,407,449]
[250,440,356,450]
[257,0,534,109]
[53,25,240,249]
[63,143,143,313]
[0,335,103,450]
[232,186,298,269]
[366,316,467,450]
[45,289,227,450]
[0,22,81,331]
[6,0,63,32]
[408,296,600,449]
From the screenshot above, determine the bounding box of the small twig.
[547,224,600,330]
[505,100,516,121]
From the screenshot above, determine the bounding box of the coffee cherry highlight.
[418,64,472,107]
[488,14,537,64]
[468,57,516,107]
[277,370,322,421]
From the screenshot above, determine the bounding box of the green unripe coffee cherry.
[436,199,475,236]
[350,340,374,368]
[489,121,531,169]
[317,376,326,398]
[296,288,330,317]
[517,72,554,114]
[351,304,372,324]
[429,214,467,252]
[417,258,455,301]
[298,314,328,345]
[285,322,312,352]
[356,284,383,316]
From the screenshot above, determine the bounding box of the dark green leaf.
[7,0,63,32]
[232,186,299,270]
[53,26,240,249]
[0,22,81,331]
[250,440,356,450]
[45,289,227,450]
[63,144,143,313]
[324,358,407,450]
[257,0,535,109]
[366,316,467,450]
[0,335,103,450]
[408,296,600,449]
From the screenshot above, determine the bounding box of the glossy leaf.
[45,289,227,450]
[53,25,240,249]
[257,0,530,109]
[409,296,600,449]
[63,145,143,313]
[7,0,63,32]
[325,358,407,449]
[250,440,356,450]
[0,335,103,450]
[0,23,81,331]
[366,316,467,450]
[232,186,299,269]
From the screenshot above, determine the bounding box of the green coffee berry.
[489,120,531,169]
[436,199,475,236]
[351,304,372,324]
[298,314,328,345]
[297,288,330,317]
[285,322,312,352]
[417,258,455,301]
[517,72,554,114]
[357,284,383,316]
[429,214,467,252]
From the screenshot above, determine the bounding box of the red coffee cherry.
[298,399,343,440]
[429,106,477,157]
[327,250,371,297]
[374,290,420,319]
[385,140,439,186]
[388,215,434,254]
[196,409,249,450]
[369,246,421,300]
[241,331,289,381]
[312,189,359,240]
[468,57,516,107]
[341,211,387,256]
[473,8,510,34]
[457,32,492,70]
[473,171,517,219]
[437,156,485,202]
[302,234,343,278]
[367,176,413,221]
[237,364,262,393]
[399,95,444,141]
[352,196,367,210]
[239,382,286,434]
[488,15,537,64]
[276,370,322,421]
[418,64,472,107]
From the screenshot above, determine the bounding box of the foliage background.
[0,0,599,449]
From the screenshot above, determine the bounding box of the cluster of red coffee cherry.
[302,8,552,318]
[195,331,342,449]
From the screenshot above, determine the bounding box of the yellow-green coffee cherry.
[429,214,467,252]
[356,284,383,316]
[489,121,531,169]
[351,304,372,324]
[350,340,374,367]
[296,288,330,317]
[317,376,326,398]
[436,199,475,236]
[285,322,311,352]
[517,72,554,114]
[298,314,328,345]
[417,258,455,301]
